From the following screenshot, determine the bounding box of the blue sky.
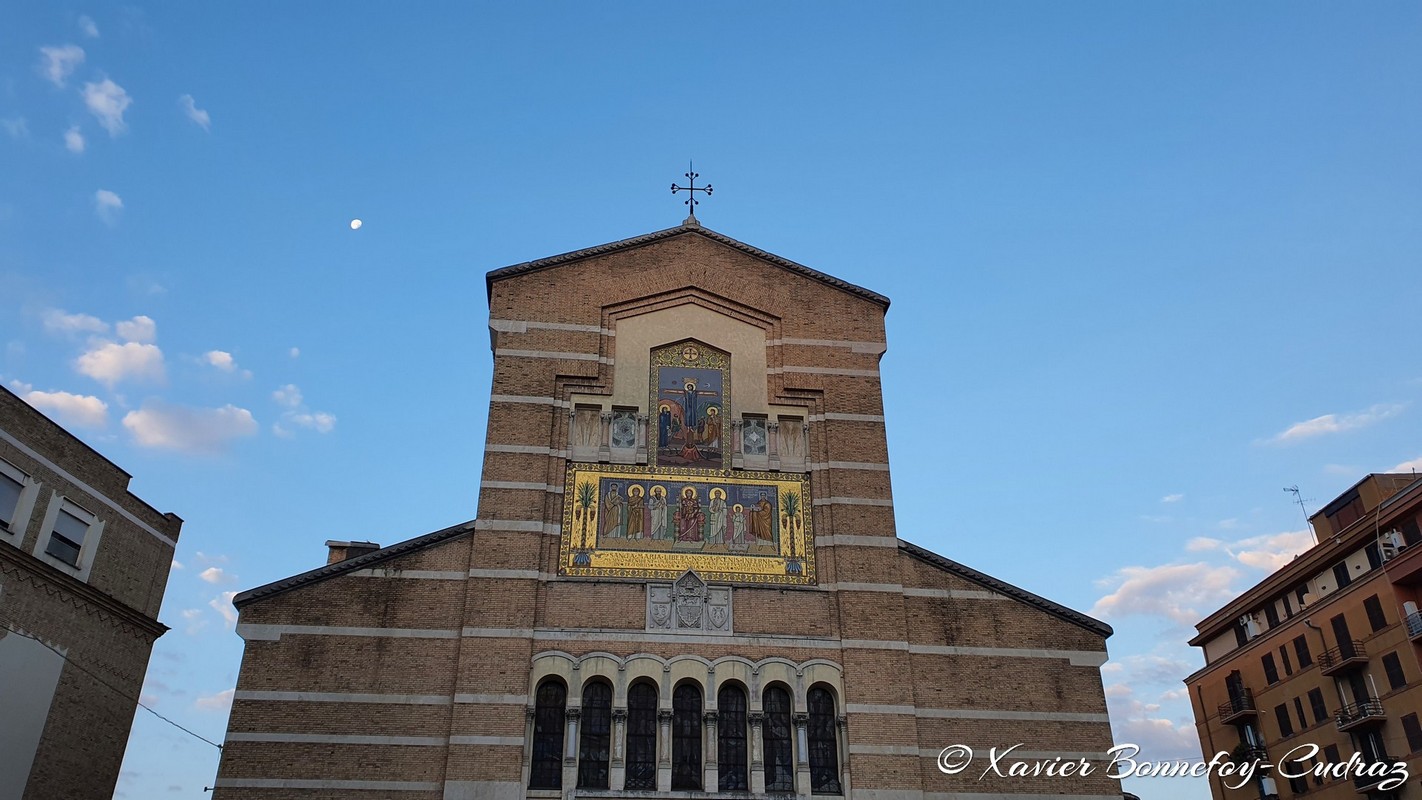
[2,3,1420,799]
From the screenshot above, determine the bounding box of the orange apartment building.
[1187,473,1422,800]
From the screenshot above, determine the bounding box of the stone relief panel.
[647,571,733,634]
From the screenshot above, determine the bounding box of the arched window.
[808,686,841,794]
[625,682,658,790]
[672,683,703,790]
[578,680,612,789]
[717,684,749,791]
[763,685,795,792]
[529,679,566,789]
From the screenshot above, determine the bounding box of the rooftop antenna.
[1284,485,1317,543]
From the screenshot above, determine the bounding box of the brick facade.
[213,222,1119,800]
[0,385,183,800]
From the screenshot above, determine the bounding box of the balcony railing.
[1319,640,1368,675]
[1407,612,1422,642]
[1352,762,1394,794]
[1335,699,1386,732]
[1219,689,1257,723]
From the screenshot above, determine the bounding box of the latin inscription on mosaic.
[560,463,814,585]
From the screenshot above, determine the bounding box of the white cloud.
[1105,684,1204,763]
[194,687,234,712]
[1270,403,1405,444]
[64,125,85,153]
[202,350,250,378]
[78,15,100,38]
[289,347,300,358]
[198,566,229,584]
[194,551,229,565]
[82,78,132,136]
[180,608,207,635]
[38,45,85,87]
[271,384,336,435]
[1092,562,1241,625]
[287,411,336,433]
[1,117,28,139]
[75,340,164,386]
[122,401,257,454]
[115,315,156,343]
[42,308,108,336]
[1185,536,1222,552]
[1391,456,1422,474]
[171,559,183,569]
[1160,493,1184,504]
[178,94,210,131]
[20,389,108,428]
[94,189,123,225]
[208,591,238,628]
[1224,530,1315,571]
[272,383,302,408]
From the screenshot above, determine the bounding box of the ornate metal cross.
[671,162,712,218]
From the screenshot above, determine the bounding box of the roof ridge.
[897,539,1113,638]
[232,519,476,608]
[485,224,889,307]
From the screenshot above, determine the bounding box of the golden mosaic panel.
[559,463,814,585]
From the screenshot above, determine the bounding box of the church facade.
[212,221,1120,800]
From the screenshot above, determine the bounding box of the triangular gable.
[898,539,1113,637]
[232,519,475,609]
[485,221,890,308]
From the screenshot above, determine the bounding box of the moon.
[350,219,362,230]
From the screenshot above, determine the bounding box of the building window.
[718,684,749,791]
[529,679,566,789]
[1293,697,1307,730]
[46,508,88,565]
[1294,636,1312,668]
[625,682,657,790]
[578,680,612,789]
[763,685,795,792]
[1365,542,1382,570]
[1332,562,1352,589]
[1363,595,1387,632]
[1327,493,1365,531]
[611,409,638,450]
[1282,593,1295,618]
[742,417,768,456]
[1382,651,1407,691]
[1264,603,1281,628]
[1403,713,1422,754]
[1262,653,1279,685]
[1288,772,1309,795]
[808,686,841,795]
[671,683,702,790]
[1280,646,1293,676]
[1307,689,1327,725]
[0,459,30,535]
[1322,745,1341,779]
[37,499,103,577]
[1274,704,1294,737]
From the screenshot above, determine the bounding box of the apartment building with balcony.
[1187,473,1422,800]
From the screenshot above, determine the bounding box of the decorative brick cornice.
[486,224,890,308]
[0,546,165,640]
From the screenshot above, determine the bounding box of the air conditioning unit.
[1299,592,1315,609]
[1381,529,1405,561]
